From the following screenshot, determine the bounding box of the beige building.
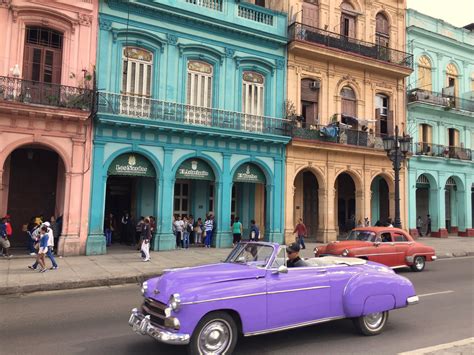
[283,0,413,242]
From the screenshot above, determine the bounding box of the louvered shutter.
[375,108,381,135]
[387,110,394,136]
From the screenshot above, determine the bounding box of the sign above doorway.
[108,154,155,177]
[176,159,215,181]
[233,163,265,184]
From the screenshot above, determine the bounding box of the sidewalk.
[1,237,473,296]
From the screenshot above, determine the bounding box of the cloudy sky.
[407,0,474,28]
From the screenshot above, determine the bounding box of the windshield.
[347,230,376,242]
[224,243,275,268]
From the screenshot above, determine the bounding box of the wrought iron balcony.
[408,89,474,112]
[97,92,291,137]
[291,121,385,149]
[288,22,413,69]
[0,76,94,111]
[412,142,472,161]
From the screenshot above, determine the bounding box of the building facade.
[283,0,412,242]
[406,9,474,237]
[0,0,97,255]
[86,0,289,254]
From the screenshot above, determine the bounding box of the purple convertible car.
[129,242,419,354]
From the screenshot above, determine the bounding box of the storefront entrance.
[293,170,319,240]
[335,173,356,234]
[371,175,390,226]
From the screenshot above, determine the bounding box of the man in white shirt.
[173,216,184,249]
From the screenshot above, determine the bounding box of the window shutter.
[375,108,381,135]
[427,125,432,144]
[418,124,423,143]
[52,49,62,84]
[349,17,356,38]
[454,129,460,147]
[22,45,35,80]
[387,110,394,136]
[302,3,319,28]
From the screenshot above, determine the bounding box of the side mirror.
[278,265,288,274]
[374,241,381,247]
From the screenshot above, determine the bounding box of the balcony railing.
[185,0,223,12]
[412,142,472,161]
[408,89,474,112]
[98,92,291,137]
[288,22,413,69]
[238,3,274,25]
[291,121,385,149]
[0,76,94,111]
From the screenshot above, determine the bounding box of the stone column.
[460,178,473,236]
[407,169,418,236]
[284,167,295,244]
[269,157,284,244]
[432,181,448,237]
[317,188,327,242]
[155,148,175,250]
[215,154,232,248]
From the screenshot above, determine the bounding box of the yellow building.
[284,0,413,242]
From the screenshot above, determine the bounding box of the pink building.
[0,0,98,255]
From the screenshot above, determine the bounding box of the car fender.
[342,271,415,317]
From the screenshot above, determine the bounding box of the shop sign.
[108,154,155,177]
[176,159,215,181]
[233,163,265,184]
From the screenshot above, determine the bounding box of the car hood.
[324,240,372,253]
[144,263,266,304]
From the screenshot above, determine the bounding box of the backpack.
[187,222,193,233]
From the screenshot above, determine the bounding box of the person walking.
[120,211,130,244]
[0,217,11,257]
[232,217,243,246]
[173,215,184,249]
[293,218,307,250]
[26,218,37,255]
[249,220,260,242]
[194,217,203,245]
[188,215,195,245]
[183,216,191,249]
[204,215,214,248]
[4,215,13,255]
[36,226,49,272]
[43,222,58,270]
[417,216,423,237]
[135,216,145,248]
[141,218,152,262]
[426,214,432,237]
[104,213,115,247]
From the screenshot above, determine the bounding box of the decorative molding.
[1,0,11,8]
[166,33,178,46]
[276,59,285,70]
[99,18,112,31]
[225,47,235,58]
[78,13,93,26]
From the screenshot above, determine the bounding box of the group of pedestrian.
[27,219,58,272]
[417,214,432,237]
[104,212,156,248]
[25,215,62,256]
[173,214,214,249]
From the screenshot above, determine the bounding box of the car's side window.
[271,247,286,268]
[393,233,408,242]
[381,233,392,243]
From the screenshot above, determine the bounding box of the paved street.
[1,256,473,355]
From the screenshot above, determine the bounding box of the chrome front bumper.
[128,308,190,345]
[406,296,419,305]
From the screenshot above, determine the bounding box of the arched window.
[186,60,213,108]
[122,47,153,97]
[375,12,389,47]
[23,26,63,84]
[375,94,392,135]
[302,0,319,28]
[242,71,265,116]
[417,56,432,91]
[341,86,356,125]
[446,63,459,98]
[340,2,356,38]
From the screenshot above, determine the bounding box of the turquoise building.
[406,9,474,237]
[86,0,289,254]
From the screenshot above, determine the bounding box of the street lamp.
[382,125,412,228]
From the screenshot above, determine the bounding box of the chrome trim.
[391,265,408,269]
[129,308,190,344]
[244,316,345,337]
[432,256,437,261]
[357,252,405,257]
[181,291,267,305]
[407,296,419,305]
[267,285,330,295]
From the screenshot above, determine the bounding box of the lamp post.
[382,125,412,228]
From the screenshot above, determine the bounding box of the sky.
[407,0,474,28]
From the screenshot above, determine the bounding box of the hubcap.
[198,319,232,354]
[364,312,384,330]
[415,257,424,269]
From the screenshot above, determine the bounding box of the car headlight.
[168,293,181,311]
[164,316,181,330]
[341,249,349,257]
[141,281,148,295]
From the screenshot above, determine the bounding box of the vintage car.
[129,242,419,354]
[314,227,437,272]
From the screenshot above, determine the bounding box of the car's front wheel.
[411,256,426,272]
[353,311,388,336]
[188,311,238,355]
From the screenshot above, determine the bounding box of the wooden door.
[302,2,319,28]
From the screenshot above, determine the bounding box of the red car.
[314,227,436,272]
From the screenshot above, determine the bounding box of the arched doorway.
[335,172,356,234]
[371,175,390,226]
[232,163,267,237]
[3,146,66,247]
[445,176,459,234]
[174,158,216,230]
[104,153,156,245]
[293,170,319,240]
[416,174,431,235]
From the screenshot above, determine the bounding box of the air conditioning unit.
[309,81,320,90]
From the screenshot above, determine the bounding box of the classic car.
[129,242,419,354]
[314,227,437,271]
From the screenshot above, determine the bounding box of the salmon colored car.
[314,227,437,272]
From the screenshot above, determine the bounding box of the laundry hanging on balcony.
[320,122,339,138]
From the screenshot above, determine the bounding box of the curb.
[1,252,473,296]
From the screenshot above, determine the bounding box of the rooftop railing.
[98,92,291,137]
[412,142,472,161]
[288,22,413,69]
[291,121,385,149]
[185,0,223,12]
[407,89,474,112]
[0,76,94,111]
[238,3,274,25]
